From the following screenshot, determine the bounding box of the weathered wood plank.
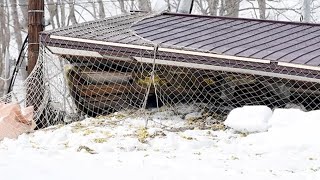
[82,93,146,102]
[78,84,147,96]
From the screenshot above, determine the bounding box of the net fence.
[2,11,320,139]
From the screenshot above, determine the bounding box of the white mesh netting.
[2,12,320,137]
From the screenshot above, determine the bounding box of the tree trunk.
[138,0,151,12]
[219,0,225,16]
[4,0,10,54]
[130,0,135,10]
[68,0,77,25]
[97,0,106,19]
[225,0,239,17]
[47,0,56,29]
[10,0,23,50]
[60,0,66,27]
[118,0,126,13]
[0,0,5,76]
[166,0,171,11]
[195,0,207,15]
[303,0,311,22]
[0,0,9,95]
[18,0,28,30]
[90,0,97,19]
[257,0,266,19]
[55,1,61,28]
[208,0,219,16]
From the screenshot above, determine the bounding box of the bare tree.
[225,0,239,17]
[130,0,135,10]
[118,0,126,13]
[68,0,77,25]
[0,0,5,68]
[208,0,219,16]
[219,0,225,16]
[18,0,28,29]
[195,0,207,14]
[257,0,266,19]
[0,0,8,94]
[138,0,151,11]
[55,1,61,27]
[60,0,66,27]
[90,0,97,19]
[10,0,23,49]
[303,0,311,22]
[97,0,106,18]
[47,0,57,28]
[2,0,10,58]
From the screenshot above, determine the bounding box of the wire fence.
[1,0,320,139]
[1,11,319,134]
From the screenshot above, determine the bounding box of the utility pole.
[27,0,44,127]
[28,0,44,75]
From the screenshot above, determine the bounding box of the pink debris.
[0,103,36,140]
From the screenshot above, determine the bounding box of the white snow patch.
[266,108,320,148]
[1,105,320,180]
[224,106,272,133]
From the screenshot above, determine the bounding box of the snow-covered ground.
[1,104,320,180]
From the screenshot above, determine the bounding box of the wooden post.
[28,0,44,75]
[27,0,45,128]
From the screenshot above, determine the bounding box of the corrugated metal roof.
[42,12,320,67]
[42,12,154,46]
[131,13,320,66]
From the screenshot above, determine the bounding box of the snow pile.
[225,105,320,151]
[224,106,272,133]
[267,108,320,147]
[225,105,320,139]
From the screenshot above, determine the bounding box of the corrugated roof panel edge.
[46,34,320,71]
[47,34,271,64]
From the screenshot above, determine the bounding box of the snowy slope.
[1,105,320,180]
